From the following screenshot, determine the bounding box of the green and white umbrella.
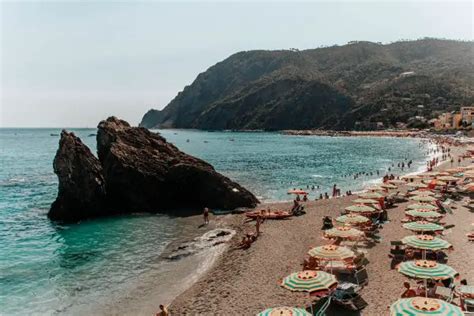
[406,182,428,188]
[403,221,444,233]
[437,175,459,181]
[381,183,398,189]
[344,204,378,213]
[405,209,443,219]
[352,198,378,204]
[257,307,311,316]
[401,235,452,251]
[407,203,438,211]
[308,244,355,261]
[388,179,407,185]
[408,190,435,196]
[358,192,384,199]
[280,270,337,293]
[324,226,364,240]
[336,214,370,225]
[390,297,463,315]
[409,195,437,203]
[398,260,458,280]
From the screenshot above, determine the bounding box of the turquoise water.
[0,128,430,314]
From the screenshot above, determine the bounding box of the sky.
[1,1,473,127]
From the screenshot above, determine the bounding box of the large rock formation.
[97,116,258,212]
[49,118,258,221]
[49,130,107,221]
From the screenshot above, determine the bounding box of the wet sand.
[169,145,474,315]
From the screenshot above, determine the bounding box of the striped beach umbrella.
[409,195,437,203]
[403,221,444,233]
[352,198,378,204]
[389,179,406,184]
[407,203,438,211]
[401,235,452,251]
[408,190,435,196]
[324,226,364,239]
[405,209,443,219]
[437,175,460,181]
[336,214,370,225]
[308,244,355,261]
[358,192,384,199]
[257,307,311,316]
[345,204,377,213]
[406,182,428,189]
[280,270,337,293]
[381,183,398,189]
[390,297,463,315]
[398,260,458,280]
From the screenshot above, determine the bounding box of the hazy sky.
[1,1,472,127]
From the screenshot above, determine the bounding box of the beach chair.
[434,286,454,303]
[353,267,368,286]
[464,298,474,313]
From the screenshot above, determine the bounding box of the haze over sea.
[0,128,432,314]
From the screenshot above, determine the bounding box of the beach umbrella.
[403,221,444,233]
[336,214,370,225]
[409,195,437,203]
[437,176,459,181]
[257,307,311,316]
[381,183,398,189]
[324,226,364,240]
[388,179,407,184]
[421,172,441,177]
[358,192,384,199]
[407,203,438,211]
[405,209,443,220]
[308,244,355,261]
[401,235,452,251]
[398,260,458,280]
[445,167,465,174]
[288,189,308,195]
[368,186,386,192]
[407,190,435,196]
[344,204,377,213]
[406,182,428,189]
[390,297,463,315]
[423,179,447,186]
[352,198,378,204]
[280,270,337,293]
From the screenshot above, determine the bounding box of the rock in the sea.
[97,116,258,213]
[49,130,107,221]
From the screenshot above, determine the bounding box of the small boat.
[245,210,292,219]
[50,133,59,136]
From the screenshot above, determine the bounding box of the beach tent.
[390,297,463,315]
[257,307,311,316]
[280,270,337,294]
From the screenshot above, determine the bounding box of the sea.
[0,128,433,315]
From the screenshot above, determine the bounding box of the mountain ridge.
[141,39,474,130]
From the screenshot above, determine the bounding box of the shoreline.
[167,138,474,315]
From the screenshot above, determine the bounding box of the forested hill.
[140,39,474,130]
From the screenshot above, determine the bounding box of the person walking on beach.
[203,207,209,225]
[156,304,169,316]
[332,184,337,197]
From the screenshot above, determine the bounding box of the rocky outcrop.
[49,118,258,222]
[97,117,258,212]
[49,130,107,221]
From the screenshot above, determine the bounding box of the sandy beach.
[168,142,474,315]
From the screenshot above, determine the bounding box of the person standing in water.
[203,207,210,225]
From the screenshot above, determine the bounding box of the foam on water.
[0,128,433,314]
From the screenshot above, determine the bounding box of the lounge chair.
[434,286,454,303]
[464,298,474,313]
